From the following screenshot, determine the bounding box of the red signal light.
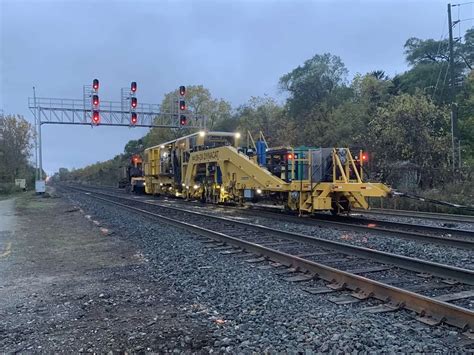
[287,153,294,160]
[179,100,186,111]
[92,95,99,106]
[179,85,186,96]
[131,112,138,125]
[92,79,99,91]
[131,81,137,93]
[179,115,187,126]
[92,110,100,124]
[131,97,137,108]
[362,153,367,161]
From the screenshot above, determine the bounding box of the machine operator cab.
[255,144,366,185]
[144,131,242,196]
[155,131,241,174]
[265,147,313,182]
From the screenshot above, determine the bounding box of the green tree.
[278,53,351,146]
[279,53,349,119]
[234,96,284,144]
[342,72,395,147]
[461,29,474,70]
[159,85,231,129]
[124,139,144,157]
[457,70,474,170]
[395,29,473,103]
[142,85,232,148]
[67,154,124,186]
[58,167,70,181]
[368,93,451,187]
[0,115,34,182]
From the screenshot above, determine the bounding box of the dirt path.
[0,197,16,279]
[0,193,211,352]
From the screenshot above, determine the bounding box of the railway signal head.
[131,81,137,93]
[131,112,138,125]
[180,115,187,126]
[179,85,186,96]
[362,153,367,161]
[179,100,186,111]
[131,97,138,109]
[92,94,99,107]
[92,110,100,124]
[92,79,99,91]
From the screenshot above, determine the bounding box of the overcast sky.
[0,0,456,174]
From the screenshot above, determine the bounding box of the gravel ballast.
[150,200,474,271]
[356,211,474,232]
[66,191,472,352]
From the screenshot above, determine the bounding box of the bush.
[0,183,23,195]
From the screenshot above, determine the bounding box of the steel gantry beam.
[27,97,206,128]
[28,86,207,192]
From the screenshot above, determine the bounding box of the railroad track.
[73,184,474,250]
[236,208,474,250]
[356,208,474,224]
[64,185,474,333]
[329,214,474,238]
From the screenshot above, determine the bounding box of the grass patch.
[0,192,23,201]
[15,192,57,211]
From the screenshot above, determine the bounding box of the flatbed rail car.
[143,131,391,214]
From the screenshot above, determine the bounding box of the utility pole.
[33,86,39,181]
[447,3,457,175]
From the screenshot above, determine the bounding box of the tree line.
[0,114,35,193]
[62,28,474,191]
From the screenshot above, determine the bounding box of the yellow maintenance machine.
[144,131,391,214]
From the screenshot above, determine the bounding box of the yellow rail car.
[144,131,391,214]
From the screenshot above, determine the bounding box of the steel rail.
[335,214,474,238]
[68,186,474,285]
[155,198,474,246]
[70,185,474,249]
[71,188,474,331]
[238,208,474,250]
[74,185,474,243]
[357,208,474,224]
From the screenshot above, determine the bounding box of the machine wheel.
[331,197,351,216]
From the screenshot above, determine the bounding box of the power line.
[439,61,450,100]
[431,16,448,100]
[432,44,449,100]
[458,4,461,40]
